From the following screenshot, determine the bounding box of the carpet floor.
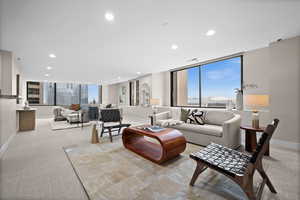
[65,136,286,200]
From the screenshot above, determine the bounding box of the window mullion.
[199,66,201,107]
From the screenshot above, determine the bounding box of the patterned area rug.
[64,137,269,200]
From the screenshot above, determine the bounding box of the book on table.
[144,126,165,133]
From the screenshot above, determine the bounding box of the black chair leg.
[108,128,113,142]
[118,127,121,135]
[100,127,104,137]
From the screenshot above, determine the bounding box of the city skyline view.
[187,56,241,106]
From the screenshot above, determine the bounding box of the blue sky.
[187,57,241,99]
[88,85,99,103]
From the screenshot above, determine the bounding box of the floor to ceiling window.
[171,56,242,108]
[27,82,102,105]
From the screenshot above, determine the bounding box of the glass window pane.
[42,82,55,105]
[80,84,88,104]
[172,67,199,106]
[201,57,241,108]
[88,85,99,104]
[56,83,80,105]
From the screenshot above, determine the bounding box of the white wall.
[0,51,20,155]
[0,50,13,95]
[151,71,170,106]
[243,36,300,144]
[0,98,17,153]
[269,36,300,143]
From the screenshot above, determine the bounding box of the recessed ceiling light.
[49,54,56,58]
[206,29,216,36]
[117,76,121,79]
[137,72,141,75]
[171,44,178,50]
[105,12,114,22]
[45,74,50,77]
[46,66,52,70]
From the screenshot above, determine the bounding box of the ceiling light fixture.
[206,29,216,36]
[137,72,141,75]
[117,76,121,79]
[105,12,114,22]
[171,44,178,50]
[49,54,56,58]
[45,74,50,77]
[46,66,52,70]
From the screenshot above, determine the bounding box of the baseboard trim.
[0,134,15,158]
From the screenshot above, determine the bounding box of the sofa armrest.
[153,111,171,125]
[222,114,241,149]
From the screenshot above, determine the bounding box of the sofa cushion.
[203,110,234,126]
[170,107,181,121]
[175,123,222,137]
[156,119,183,127]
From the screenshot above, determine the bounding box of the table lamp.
[150,98,160,114]
[245,95,269,129]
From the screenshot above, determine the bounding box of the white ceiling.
[1,0,300,84]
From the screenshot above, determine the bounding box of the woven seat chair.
[189,119,279,200]
[99,109,131,142]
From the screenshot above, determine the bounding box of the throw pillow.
[193,111,206,125]
[187,110,206,125]
[70,104,80,111]
[180,108,190,122]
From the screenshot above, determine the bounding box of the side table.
[240,125,269,156]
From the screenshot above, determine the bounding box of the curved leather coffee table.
[122,126,186,164]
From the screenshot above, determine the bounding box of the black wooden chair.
[189,119,279,200]
[99,109,131,142]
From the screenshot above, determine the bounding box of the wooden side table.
[240,125,269,156]
[17,108,36,131]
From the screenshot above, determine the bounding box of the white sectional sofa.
[153,107,241,149]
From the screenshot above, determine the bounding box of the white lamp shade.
[245,95,269,107]
[150,98,160,105]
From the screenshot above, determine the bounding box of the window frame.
[170,55,243,108]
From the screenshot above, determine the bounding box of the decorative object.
[91,124,99,144]
[234,88,243,110]
[150,98,160,114]
[23,99,30,110]
[189,119,279,200]
[245,94,269,128]
[240,125,270,156]
[123,125,186,164]
[140,83,150,106]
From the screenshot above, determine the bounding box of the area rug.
[51,120,92,131]
[64,137,270,200]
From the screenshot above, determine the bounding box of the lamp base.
[252,111,260,129]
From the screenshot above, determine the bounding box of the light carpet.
[64,136,275,200]
[51,120,92,131]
